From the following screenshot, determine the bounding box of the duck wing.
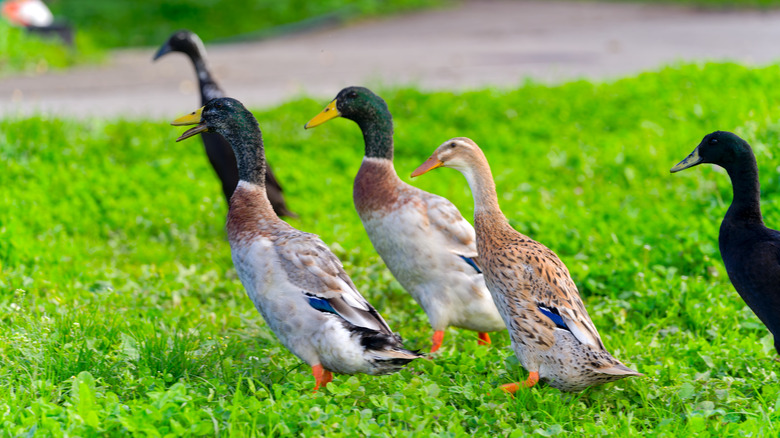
[527,244,606,350]
[273,231,393,335]
[423,193,482,272]
[729,237,780,336]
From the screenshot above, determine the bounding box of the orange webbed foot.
[500,371,540,395]
[430,330,445,353]
[312,364,333,392]
[477,332,491,346]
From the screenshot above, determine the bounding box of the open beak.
[305,100,340,129]
[411,156,444,178]
[153,42,172,61]
[670,146,703,173]
[172,107,209,142]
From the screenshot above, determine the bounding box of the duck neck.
[723,155,763,225]
[355,108,394,160]
[461,159,506,222]
[221,126,266,187]
[186,51,220,103]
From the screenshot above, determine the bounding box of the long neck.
[355,110,394,160]
[460,157,506,222]
[186,50,221,103]
[221,126,266,186]
[723,154,763,225]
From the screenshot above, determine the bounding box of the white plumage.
[2,0,53,27]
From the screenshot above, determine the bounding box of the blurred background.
[4,0,780,118]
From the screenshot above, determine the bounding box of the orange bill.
[411,156,444,178]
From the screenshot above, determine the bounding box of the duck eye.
[449,142,456,148]
[709,138,718,145]
[347,91,358,99]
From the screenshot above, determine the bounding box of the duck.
[412,137,641,392]
[155,30,296,218]
[2,0,73,46]
[305,87,505,353]
[171,97,420,391]
[2,0,52,27]
[671,131,780,355]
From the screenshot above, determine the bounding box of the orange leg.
[430,330,445,353]
[311,364,334,392]
[477,332,491,346]
[500,371,540,394]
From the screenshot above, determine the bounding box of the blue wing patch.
[307,295,338,315]
[538,305,568,330]
[458,255,482,274]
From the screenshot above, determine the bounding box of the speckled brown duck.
[412,137,641,392]
[672,131,780,355]
[154,30,296,218]
[305,87,505,353]
[172,97,420,391]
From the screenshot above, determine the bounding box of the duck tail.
[601,361,643,377]
[351,327,423,374]
[365,346,423,374]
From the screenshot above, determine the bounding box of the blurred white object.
[2,0,54,27]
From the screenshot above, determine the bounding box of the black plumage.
[672,131,780,354]
[154,30,296,217]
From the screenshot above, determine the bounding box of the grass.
[48,0,445,49]
[6,0,780,75]
[2,62,780,435]
[3,0,440,74]
[0,21,101,76]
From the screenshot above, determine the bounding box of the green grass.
[0,21,101,75]
[3,0,440,74]
[48,0,444,49]
[2,62,780,435]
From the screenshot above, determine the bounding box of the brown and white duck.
[305,87,505,353]
[412,137,641,392]
[172,97,420,391]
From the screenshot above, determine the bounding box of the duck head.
[411,137,485,178]
[305,86,394,159]
[671,131,752,173]
[153,29,207,61]
[172,97,256,143]
[304,86,389,128]
[173,97,265,184]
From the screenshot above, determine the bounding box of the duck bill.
[152,42,172,61]
[305,100,340,129]
[411,156,444,178]
[670,147,703,173]
[172,107,209,142]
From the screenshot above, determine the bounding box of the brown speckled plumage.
[414,137,640,392]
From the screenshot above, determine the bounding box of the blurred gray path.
[3,0,780,119]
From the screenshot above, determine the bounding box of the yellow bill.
[305,100,340,129]
[411,156,444,178]
[670,147,702,173]
[171,107,209,142]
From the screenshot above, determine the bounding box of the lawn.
[47,0,445,49]
[1,62,780,436]
[2,0,441,75]
[6,0,780,76]
[0,21,101,76]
